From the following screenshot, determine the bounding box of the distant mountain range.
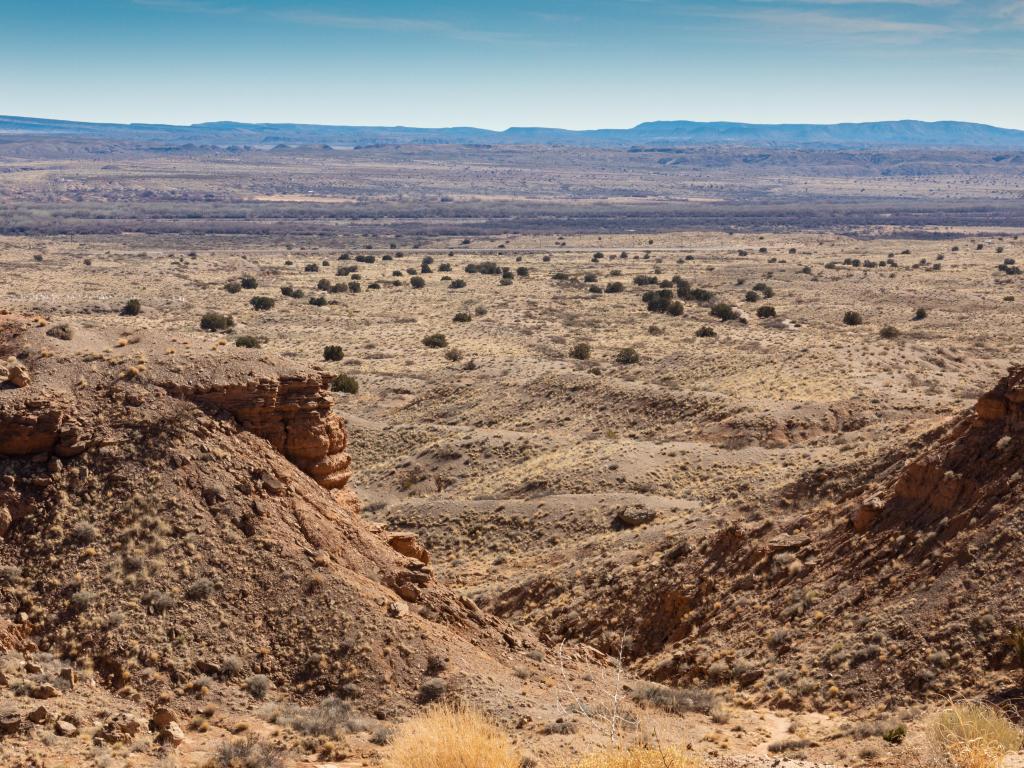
[3,115,1024,149]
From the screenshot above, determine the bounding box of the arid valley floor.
[2,142,1024,767]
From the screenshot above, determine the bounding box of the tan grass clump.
[926,702,1022,768]
[573,746,702,768]
[385,706,519,768]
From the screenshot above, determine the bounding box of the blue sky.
[3,0,1023,129]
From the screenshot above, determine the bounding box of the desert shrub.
[615,347,640,365]
[842,310,864,326]
[444,348,463,362]
[317,278,332,290]
[695,326,716,338]
[880,325,900,339]
[46,324,73,341]
[552,272,569,281]
[323,345,344,361]
[927,702,1022,768]
[200,312,234,332]
[185,577,214,600]
[121,298,142,316]
[516,266,529,277]
[225,280,242,294]
[304,263,319,273]
[589,285,604,294]
[474,306,487,316]
[756,305,776,318]
[423,333,448,348]
[250,296,275,311]
[213,736,285,768]
[914,307,928,321]
[309,295,328,307]
[605,282,625,293]
[384,706,518,768]
[235,335,262,348]
[569,342,591,360]
[246,674,271,699]
[330,374,359,395]
[267,697,355,739]
[410,276,426,289]
[574,746,701,768]
[449,279,467,289]
[240,275,258,289]
[453,312,472,323]
[349,281,362,293]
[632,682,718,715]
[584,273,598,283]
[69,520,97,545]
[882,725,906,744]
[744,290,759,302]
[710,303,738,321]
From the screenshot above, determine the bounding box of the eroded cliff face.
[157,374,353,491]
[0,319,353,496]
[852,364,1024,534]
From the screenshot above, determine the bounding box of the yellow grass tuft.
[385,705,519,768]
[927,702,1022,768]
[573,746,703,768]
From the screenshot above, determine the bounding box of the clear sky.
[3,0,1023,129]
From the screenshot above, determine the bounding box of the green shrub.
[453,312,472,323]
[695,326,717,338]
[330,374,359,394]
[250,296,275,311]
[756,305,777,318]
[423,333,448,348]
[121,298,142,316]
[605,282,625,293]
[235,335,262,348]
[913,307,928,321]
[880,325,900,339]
[843,310,864,326]
[569,342,591,360]
[200,312,234,331]
[240,275,258,289]
[449,279,467,289]
[710,303,738,321]
[308,295,328,307]
[615,347,640,365]
[410,276,426,289]
[323,345,344,361]
[224,280,242,294]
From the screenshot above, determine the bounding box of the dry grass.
[925,702,1022,768]
[385,706,519,768]
[572,746,702,768]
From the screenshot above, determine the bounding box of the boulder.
[54,719,77,737]
[614,505,657,528]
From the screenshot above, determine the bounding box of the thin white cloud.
[131,0,240,14]
[996,0,1024,24]
[270,9,516,43]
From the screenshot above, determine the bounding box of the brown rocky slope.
[493,365,1024,711]
[0,317,547,716]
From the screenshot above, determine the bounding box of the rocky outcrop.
[158,373,353,491]
[850,364,1024,534]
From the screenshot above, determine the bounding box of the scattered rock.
[26,706,49,724]
[0,712,21,735]
[30,684,59,699]
[614,505,657,528]
[158,720,185,747]
[54,719,77,737]
[58,667,76,689]
[388,533,430,565]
